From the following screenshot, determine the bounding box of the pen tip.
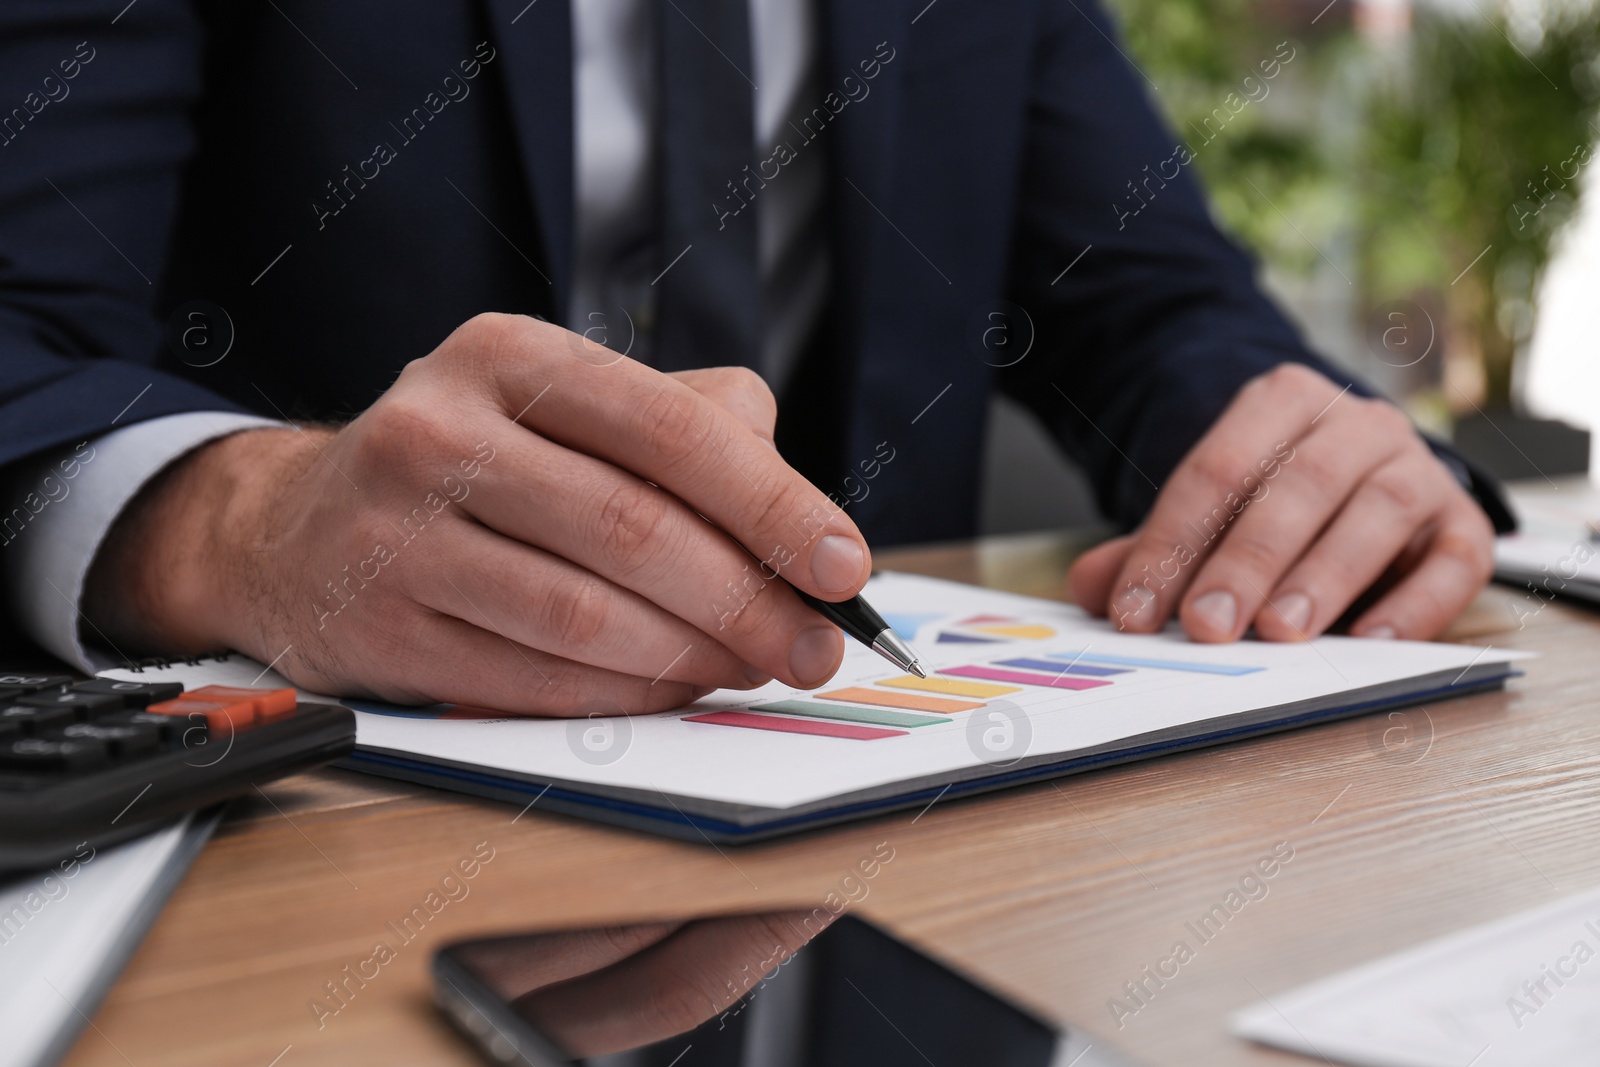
[872,630,928,679]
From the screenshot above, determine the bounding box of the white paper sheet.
[1493,479,1600,604]
[1233,886,1600,1067]
[1494,533,1600,605]
[100,574,1526,820]
[0,812,217,1067]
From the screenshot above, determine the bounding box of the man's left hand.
[1068,364,1495,642]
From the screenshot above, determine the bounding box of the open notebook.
[100,573,1525,843]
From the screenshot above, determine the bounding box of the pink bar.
[683,710,907,740]
[940,665,1113,691]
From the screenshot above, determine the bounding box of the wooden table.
[62,531,1600,1067]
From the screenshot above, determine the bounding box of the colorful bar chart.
[678,609,1263,742]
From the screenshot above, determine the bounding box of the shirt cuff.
[0,412,285,672]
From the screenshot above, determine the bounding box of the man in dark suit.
[0,0,1505,714]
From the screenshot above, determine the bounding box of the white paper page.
[0,814,211,1067]
[1494,534,1600,603]
[101,574,1525,815]
[1233,886,1600,1067]
[1494,480,1600,602]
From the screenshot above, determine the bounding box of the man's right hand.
[83,314,871,715]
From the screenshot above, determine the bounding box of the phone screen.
[433,910,1136,1067]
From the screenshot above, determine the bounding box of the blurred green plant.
[1106,0,1350,269]
[1359,5,1599,404]
[1107,0,1600,409]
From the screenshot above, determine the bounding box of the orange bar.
[817,687,982,714]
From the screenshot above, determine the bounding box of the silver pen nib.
[871,629,928,678]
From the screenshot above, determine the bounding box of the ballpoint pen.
[789,585,928,678]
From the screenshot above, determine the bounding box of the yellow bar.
[972,624,1056,639]
[876,675,1021,698]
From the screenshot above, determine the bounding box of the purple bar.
[940,665,1113,691]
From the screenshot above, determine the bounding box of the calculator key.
[69,679,184,708]
[95,709,201,744]
[146,696,257,733]
[17,689,126,717]
[188,685,297,720]
[0,737,108,770]
[0,673,75,693]
[0,703,76,734]
[58,722,162,757]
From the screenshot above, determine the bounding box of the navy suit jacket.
[0,0,1510,550]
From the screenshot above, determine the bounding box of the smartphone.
[433,909,1141,1066]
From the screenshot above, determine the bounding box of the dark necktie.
[654,0,762,372]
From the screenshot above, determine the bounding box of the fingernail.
[1112,586,1156,630]
[1190,590,1237,635]
[810,535,865,593]
[743,663,772,687]
[1271,592,1313,633]
[789,626,841,687]
[1362,624,1397,640]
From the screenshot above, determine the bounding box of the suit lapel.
[819,0,914,505]
[482,0,574,319]
[820,0,911,217]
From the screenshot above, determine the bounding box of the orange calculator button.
[146,696,258,733]
[188,685,298,721]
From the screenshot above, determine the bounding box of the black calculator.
[0,671,356,871]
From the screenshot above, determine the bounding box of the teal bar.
[749,699,944,728]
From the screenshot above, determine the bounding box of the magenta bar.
[939,665,1112,691]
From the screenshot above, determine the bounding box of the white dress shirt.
[2,1,826,671]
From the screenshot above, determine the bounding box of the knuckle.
[455,311,517,350]
[749,480,808,541]
[536,574,611,649]
[1365,464,1428,516]
[1186,446,1258,502]
[593,480,671,577]
[443,312,546,384]
[1221,530,1283,576]
[1365,398,1415,439]
[1436,514,1495,581]
[355,393,453,473]
[727,365,776,410]
[633,387,708,473]
[1261,361,1326,395]
[1291,448,1344,498]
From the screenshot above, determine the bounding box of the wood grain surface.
[59,532,1600,1067]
